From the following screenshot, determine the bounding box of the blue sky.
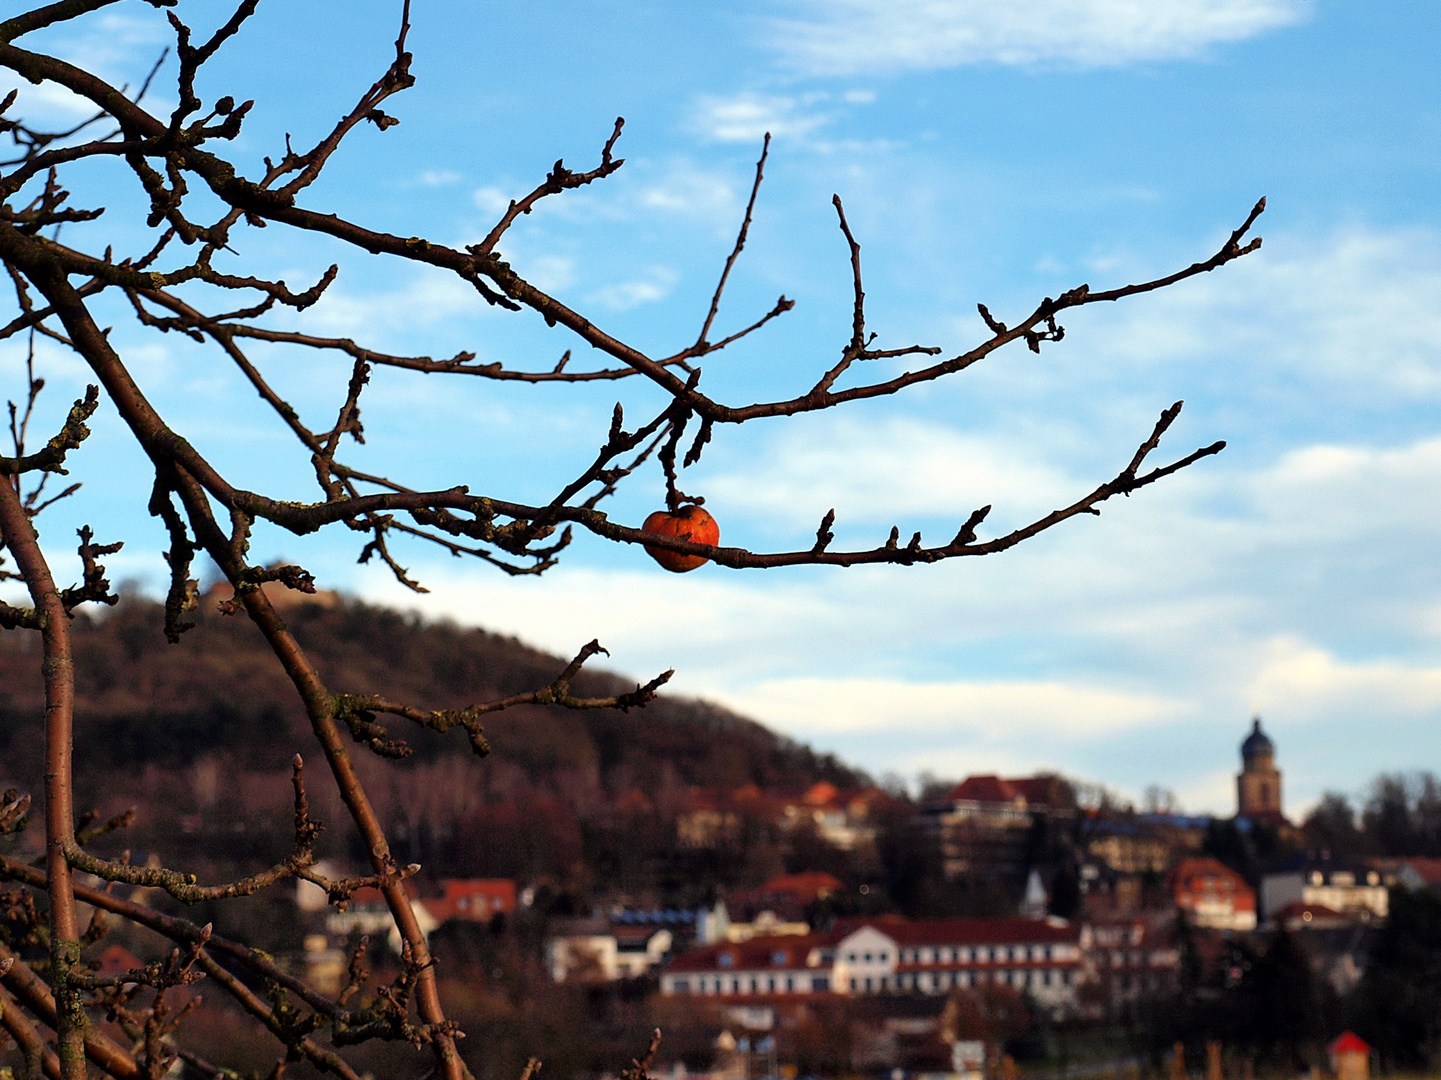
[4,0,1441,816]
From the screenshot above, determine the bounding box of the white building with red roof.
[659,916,1084,1012]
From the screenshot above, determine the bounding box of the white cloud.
[473,186,513,215]
[1,12,174,122]
[769,0,1310,75]
[302,271,484,338]
[475,161,742,232]
[586,267,679,311]
[1091,227,1441,401]
[704,415,1072,530]
[518,254,577,293]
[419,170,462,187]
[718,676,1184,738]
[1247,637,1441,718]
[638,164,739,222]
[692,93,830,143]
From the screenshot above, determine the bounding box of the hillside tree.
[0,3,1266,1079]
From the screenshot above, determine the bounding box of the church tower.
[1236,716,1283,820]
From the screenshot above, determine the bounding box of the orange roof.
[803,781,841,807]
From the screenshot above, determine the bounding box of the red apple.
[641,505,720,573]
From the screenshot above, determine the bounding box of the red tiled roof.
[1167,857,1256,911]
[1276,901,1345,920]
[1403,857,1441,887]
[1330,1032,1372,1056]
[668,934,829,973]
[944,775,1067,807]
[947,775,1021,804]
[836,917,1078,946]
[1007,777,1061,804]
[753,871,844,902]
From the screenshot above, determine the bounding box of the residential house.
[660,916,1085,1014]
[299,874,517,953]
[920,775,1074,883]
[1261,863,1388,921]
[781,782,888,851]
[1080,916,1181,1010]
[1168,857,1257,931]
[547,916,673,983]
[726,871,844,933]
[1391,857,1441,895]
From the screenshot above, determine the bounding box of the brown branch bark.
[0,942,141,1080]
[0,475,86,1080]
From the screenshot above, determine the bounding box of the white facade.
[661,919,1084,1012]
[1261,868,1388,920]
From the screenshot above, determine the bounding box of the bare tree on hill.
[0,3,1264,1079]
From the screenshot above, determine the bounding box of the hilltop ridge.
[0,591,865,894]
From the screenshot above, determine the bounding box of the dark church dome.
[1241,717,1274,760]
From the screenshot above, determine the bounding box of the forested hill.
[0,590,864,799]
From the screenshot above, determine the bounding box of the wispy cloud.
[586,267,680,311]
[719,676,1185,738]
[768,0,1310,75]
[1,12,173,121]
[704,415,1072,532]
[474,160,743,231]
[692,92,832,143]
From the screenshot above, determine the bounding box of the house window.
[773,951,788,966]
[864,952,873,963]
[812,976,830,992]
[718,953,734,968]
[786,977,794,992]
[850,978,858,991]
[673,979,689,994]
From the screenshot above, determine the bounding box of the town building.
[1168,857,1257,930]
[1237,717,1285,822]
[1388,857,1441,894]
[1084,821,1174,876]
[659,916,1085,1014]
[296,872,518,953]
[1329,1032,1374,1080]
[1269,901,1351,932]
[780,782,888,851]
[547,917,675,983]
[726,871,843,932]
[1080,916,1181,1010]
[1261,863,1388,921]
[919,775,1074,882]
